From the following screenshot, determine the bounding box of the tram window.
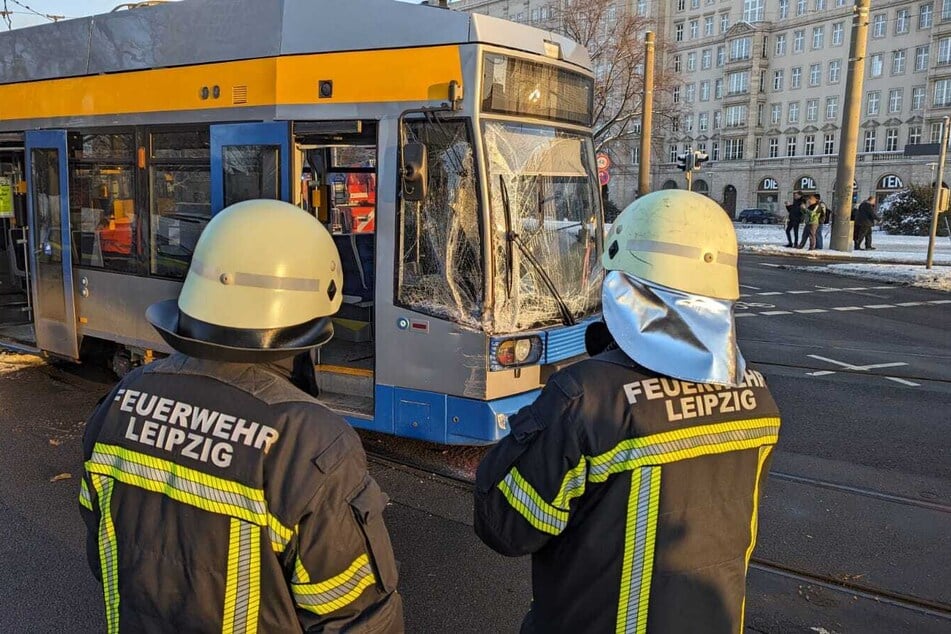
[222,145,279,207]
[397,120,482,327]
[149,129,211,278]
[68,134,140,273]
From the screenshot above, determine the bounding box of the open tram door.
[22,130,79,359]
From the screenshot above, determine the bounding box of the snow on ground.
[734,223,951,291]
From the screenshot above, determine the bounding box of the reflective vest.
[79,354,403,633]
[474,348,780,634]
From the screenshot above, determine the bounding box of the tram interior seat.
[333,232,374,305]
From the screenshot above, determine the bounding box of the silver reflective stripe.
[617,466,661,634]
[717,251,738,266]
[191,259,321,292]
[224,518,261,633]
[292,553,377,615]
[625,239,737,267]
[92,475,120,634]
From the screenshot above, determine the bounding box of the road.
[0,253,949,632]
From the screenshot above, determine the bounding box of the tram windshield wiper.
[499,176,576,327]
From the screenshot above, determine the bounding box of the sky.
[2,0,419,30]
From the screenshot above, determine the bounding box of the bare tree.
[549,0,680,157]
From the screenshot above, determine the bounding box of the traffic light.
[676,152,690,171]
[693,151,709,170]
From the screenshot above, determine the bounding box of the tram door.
[210,122,292,213]
[24,130,79,359]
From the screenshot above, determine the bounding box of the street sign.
[596,153,611,170]
[599,169,610,186]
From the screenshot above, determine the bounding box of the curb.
[738,245,950,266]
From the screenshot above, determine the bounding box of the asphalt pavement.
[0,253,949,633]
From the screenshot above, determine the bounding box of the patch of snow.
[789,263,951,292]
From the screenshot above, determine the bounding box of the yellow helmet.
[603,190,739,300]
[147,199,343,361]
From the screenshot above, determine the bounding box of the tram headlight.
[495,336,543,368]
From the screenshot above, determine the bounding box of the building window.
[809,63,821,86]
[731,37,752,61]
[775,34,787,56]
[631,146,640,165]
[916,45,930,71]
[939,37,951,65]
[788,102,800,123]
[771,104,782,124]
[826,96,839,119]
[690,19,699,39]
[885,128,899,151]
[944,0,951,22]
[726,105,748,127]
[791,66,802,89]
[773,70,784,91]
[870,54,884,77]
[812,26,824,50]
[677,0,685,11]
[866,91,881,115]
[705,16,714,36]
[700,81,710,101]
[674,55,682,73]
[908,125,922,145]
[726,138,744,160]
[786,136,797,156]
[743,0,765,22]
[779,0,789,19]
[921,2,934,29]
[893,50,906,74]
[686,84,696,102]
[728,71,750,94]
[889,89,903,113]
[806,99,819,121]
[637,0,647,15]
[897,9,910,34]
[873,13,887,38]
[757,103,765,126]
[721,13,729,33]
[673,86,681,103]
[934,78,951,106]
[824,133,835,154]
[815,0,826,9]
[797,0,806,16]
[699,112,709,130]
[676,23,684,42]
[768,137,779,157]
[712,141,720,161]
[702,49,712,69]
[669,145,678,162]
[714,110,722,129]
[863,129,876,153]
[932,122,943,143]
[829,60,841,83]
[715,79,723,99]
[804,134,816,156]
[793,30,804,53]
[687,52,697,71]
[913,86,926,109]
[717,46,726,67]
[832,22,844,46]
[686,115,694,131]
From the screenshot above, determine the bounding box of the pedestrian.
[854,194,879,250]
[79,200,403,632]
[797,192,821,250]
[784,192,804,247]
[474,190,781,634]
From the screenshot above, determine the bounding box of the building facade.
[451,0,951,216]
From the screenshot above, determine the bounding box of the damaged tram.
[0,0,603,444]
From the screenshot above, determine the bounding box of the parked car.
[737,208,780,224]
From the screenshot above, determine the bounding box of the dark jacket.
[785,199,804,224]
[474,348,781,634]
[856,201,879,227]
[80,354,403,633]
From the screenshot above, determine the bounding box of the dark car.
[737,208,779,224]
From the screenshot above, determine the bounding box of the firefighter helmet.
[147,199,343,362]
[602,190,739,300]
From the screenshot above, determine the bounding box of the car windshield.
[482,120,602,332]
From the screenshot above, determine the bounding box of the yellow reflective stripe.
[740,445,772,633]
[497,467,569,535]
[552,456,588,511]
[291,553,376,615]
[86,443,293,553]
[590,418,780,482]
[293,556,311,584]
[79,477,94,511]
[616,466,661,634]
[222,518,261,634]
[91,475,120,634]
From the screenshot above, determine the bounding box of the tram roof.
[0,0,591,86]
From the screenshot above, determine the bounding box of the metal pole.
[831,0,871,251]
[638,31,655,197]
[926,116,949,269]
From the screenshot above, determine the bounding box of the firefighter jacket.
[79,354,403,633]
[474,347,781,634]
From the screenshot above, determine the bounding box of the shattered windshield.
[483,120,602,332]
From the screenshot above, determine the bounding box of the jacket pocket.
[349,476,399,593]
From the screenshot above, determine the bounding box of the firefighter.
[474,190,781,634]
[79,200,403,633]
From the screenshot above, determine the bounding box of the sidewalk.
[736,224,951,292]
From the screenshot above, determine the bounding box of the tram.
[0,0,603,444]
